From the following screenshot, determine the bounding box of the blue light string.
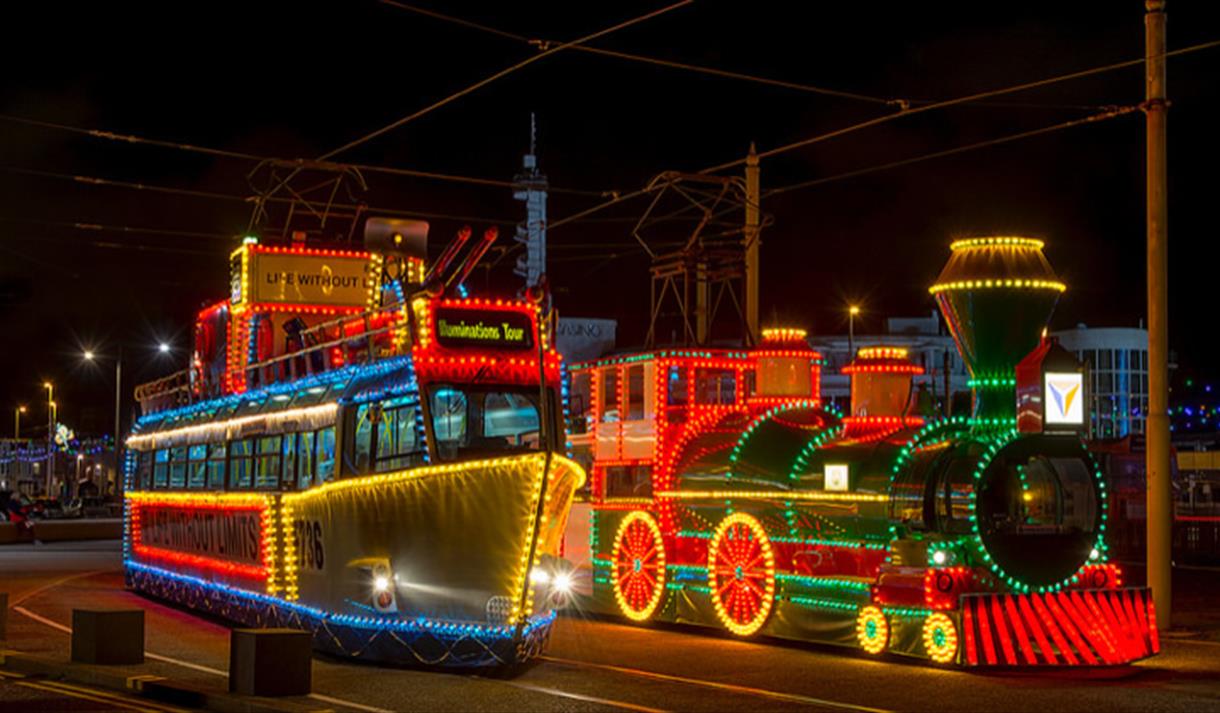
[125,561,555,639]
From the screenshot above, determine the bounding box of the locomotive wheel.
[611,511,666,621]
[707,513,776,636]
[856,605,889,654]
[922,612,959,663]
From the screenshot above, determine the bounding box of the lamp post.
[43,382,54,496]
[14,405,26,439]
[848,305,861,357]
[84,347,124,497]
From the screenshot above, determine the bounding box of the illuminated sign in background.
[253,253,376,307]
[434,308,534,350]
[1044,372,1084,426]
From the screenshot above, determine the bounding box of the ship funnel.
[929,236,1064,423]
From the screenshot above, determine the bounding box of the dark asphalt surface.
[2,541,1219,712]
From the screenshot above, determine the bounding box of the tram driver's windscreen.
[429,385,543,460]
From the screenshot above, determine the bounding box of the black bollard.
[228,628,312,697]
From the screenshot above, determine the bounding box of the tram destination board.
[434,307,534,350]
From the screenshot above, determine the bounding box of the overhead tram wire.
[318,0,694,161]
[379,0,899,107]
[379,1,1122,113]
[765,105,1142,197]
[0,163,523,226]
[0,113,607,198]
[700,37,1220,174]
[547,37,1220,231]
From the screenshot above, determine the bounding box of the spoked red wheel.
[612,511,666,621]
[707,513,776,636]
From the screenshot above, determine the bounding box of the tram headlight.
[529,567,551,585]
[373,575,391,594]
[552,572,573,595]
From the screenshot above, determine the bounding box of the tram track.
[539,655,894,713]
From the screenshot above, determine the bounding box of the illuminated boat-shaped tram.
[567,237,1159,667]
[125,221,584,667]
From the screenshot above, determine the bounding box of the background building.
[1051,324,1149,438]
[808,311,971,415]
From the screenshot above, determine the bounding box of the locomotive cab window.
[568,371,592,434]
[695,368,736,405]
[427,385,548,462]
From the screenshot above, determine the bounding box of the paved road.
[3,541,1219,712]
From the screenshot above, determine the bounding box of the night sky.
[2,1,1219,438]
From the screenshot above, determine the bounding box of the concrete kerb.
[0,649,327,713]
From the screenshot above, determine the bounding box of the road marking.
[34,677,188,713]
[14,603,391,713]
[0,667,182,712]
[14,605,72,633]
[496,679,669,713]
[307,691,398,713]
[541,655,894,713]
[1169,638,1220,648]
[8,569,109,607]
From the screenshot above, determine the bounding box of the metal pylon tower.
[513,114,548,292]
[635,167,770,349]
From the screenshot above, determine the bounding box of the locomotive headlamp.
[373,575,391,594]
[552,572,573,595]
[529,567,550,585]
[1089,548,1100,561]
[932,550,947,566]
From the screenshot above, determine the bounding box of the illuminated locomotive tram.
[123,222,584,667]
[570,237,1159,667]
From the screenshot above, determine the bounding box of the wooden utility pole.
[1144,0,1172,630]
[744,144,761,345]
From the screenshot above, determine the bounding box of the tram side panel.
[284,453,585,626]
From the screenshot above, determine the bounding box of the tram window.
[169,446,188,489]
[600,369,620,423]
[667,366,689,406]
[281,433,297,490]
[695,369,736,405]
[136,451,153,489]
[317,427,336,483]
[188,445,208,489]
[255,436,282,490]
[604,465,652,499]
[230,439,253,489]
[427,385,544,461]
[296,431,316,489]
[207,443,226,490]
[153,449,169,489]
[626,365,645,421]
[352,403,375,472]
[432,389,468,442]
[375,402,423,472]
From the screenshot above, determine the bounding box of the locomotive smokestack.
[929,236,1064,424]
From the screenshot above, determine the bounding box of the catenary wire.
[548,38,1220,229]
[765,105,1141,196]
[0,163,522,225]
[379,0,899,106]
[0,113,607,197]
[700,37,1220,174]
[318,0,694,160]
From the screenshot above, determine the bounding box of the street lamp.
[82,347,123,497]
[43,382,54,496]
[14,405,26,439]
[848,305,861,357]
